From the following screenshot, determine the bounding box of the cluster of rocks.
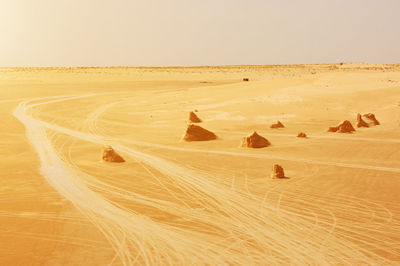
[328,113,380,133]
[100,110,381,182]
[102,111,304,164]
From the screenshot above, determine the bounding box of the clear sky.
[1,0,399,66]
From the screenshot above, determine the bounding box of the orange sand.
[1,64,400,265]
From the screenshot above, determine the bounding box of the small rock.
[183,124,217,141]
[241,131,271,148]
[363,113,380,126]
[102,146,125,163]
[270,121,285,129]
[356,113,369,128]
[271,164,285,179]
[297,132,307,138]
[189,111,202,123]
[328,120,355,133]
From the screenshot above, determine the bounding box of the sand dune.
[1,64,400,265]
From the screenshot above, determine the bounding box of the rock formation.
[271,164,285,179]
[297,132,307,138]
[270,121,285,129]
[363,113,380,126]
[189,111,202,123]
[328,120,355,133]
[327,126,338,132]
[102,146,125,163]
[241,131,271,148]
[356,113,369,128]
[183,124,217,141]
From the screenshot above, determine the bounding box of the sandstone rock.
[328,126,338,132]
[183,124,217,141]
[297,132,307,138]
[270,121,285,129]
[241,131,271,148]
[363,113,380,126]
[102,146,125,163]
[189,111,202,123]
[271,164,285,179]
[356,113,369,128]
[328,120,355,133]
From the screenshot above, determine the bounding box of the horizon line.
[1,62,399,69]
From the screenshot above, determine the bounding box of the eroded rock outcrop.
[183,124,217,141]
[270,121,285,129]
[102,146,125,163]
[328,120,355,133]
[189,111,202,123]
[297,132,307,138]
[356,113,369,128]
[271,164,285,179]
[363,113,380,126]
[241,131,271,148]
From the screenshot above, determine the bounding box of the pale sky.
[0,0,399,66]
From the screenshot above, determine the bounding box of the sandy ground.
[1,64,400,265]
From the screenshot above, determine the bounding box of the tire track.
[13,93,400,265]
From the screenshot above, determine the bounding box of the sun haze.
[0,0,399,66]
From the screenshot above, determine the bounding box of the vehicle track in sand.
[13,92,400,265]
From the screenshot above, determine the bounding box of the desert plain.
[1,64,400,265]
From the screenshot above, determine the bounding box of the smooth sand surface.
[1,64,400,265]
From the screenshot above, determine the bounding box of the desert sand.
[1,63,400,265]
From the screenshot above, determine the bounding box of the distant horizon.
[1,0,399,67]
[1,61,399,69]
